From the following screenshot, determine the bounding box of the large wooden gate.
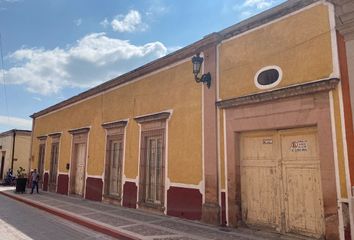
[240,127,324,237]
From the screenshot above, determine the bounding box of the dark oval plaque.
[257,68,280,86]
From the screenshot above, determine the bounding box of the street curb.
[0,191,140,240]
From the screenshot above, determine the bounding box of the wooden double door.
[70,132,88,197]
[240,127,324,238]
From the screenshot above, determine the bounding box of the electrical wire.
[0,32,10,125]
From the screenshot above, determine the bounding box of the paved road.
[0,194,115,240]
[0,188,310,240]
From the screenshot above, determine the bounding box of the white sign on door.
[290,140,308,152]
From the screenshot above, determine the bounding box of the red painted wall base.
[221,192,226,226]
[122,182,137,209]
[57,174,69,195]
[167,186,202,220]
[43,172,49,191]
[85,177,103,201]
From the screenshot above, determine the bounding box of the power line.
[0,32,10,124]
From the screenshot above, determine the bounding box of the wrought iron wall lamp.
[192,53,211,88]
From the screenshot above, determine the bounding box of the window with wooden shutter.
[37,136,47,180]
[38,144,45,176]
[102,120,127,201]
[49,134,60,191]
[134,112,170,211]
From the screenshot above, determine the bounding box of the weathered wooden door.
[240,127,324,237]
[280,128,324,237]
[145,135,163,204]
[38,144,45,181]
[49,142,59,191]
[240,131,280,230]
[108,139,123,197]
[74,143,86,196]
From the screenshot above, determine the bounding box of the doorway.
[106,138,123,198]
[240,127,324,238]
[0,152,5,180]
[138,129,165,209]
[38,144,45,181]
[69,131,88,197]
[49,142,59,192]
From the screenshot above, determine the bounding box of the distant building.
[0,129,31,179]
[29,0,354,239]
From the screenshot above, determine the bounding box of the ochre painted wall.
[32,61,203,185]
[332,86,348,198]
[219,4,333,100]
[13,134,31,174]
[0,133,31,178]
[217,3,343,198]
[219,109,225,190]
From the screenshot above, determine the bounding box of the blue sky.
[0,0,285,132]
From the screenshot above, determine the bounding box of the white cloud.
[111,10,146,32]
[74,18,82,26]
[0,0,20,10]
[0,115,32,130]
[32,96,42,101]
[145,1,169,18]
[4,33,167,95]
[167,46,182,53]
[243,0,274,9]
[240,10,254,18]
[57,96,65,100]
[100,18,109,28]
[0,0,20,3]
[232,0,277,14]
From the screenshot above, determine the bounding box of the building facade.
[330,0,354,239]
[30,1,354,239]
[0,129,32,180]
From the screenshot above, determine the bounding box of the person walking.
[31,169,40,194]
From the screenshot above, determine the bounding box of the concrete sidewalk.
[0,187,311,240]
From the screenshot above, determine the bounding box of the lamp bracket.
[195,72,211,88]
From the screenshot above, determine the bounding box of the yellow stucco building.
[0,129,31,180]
[30,1,354,239]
